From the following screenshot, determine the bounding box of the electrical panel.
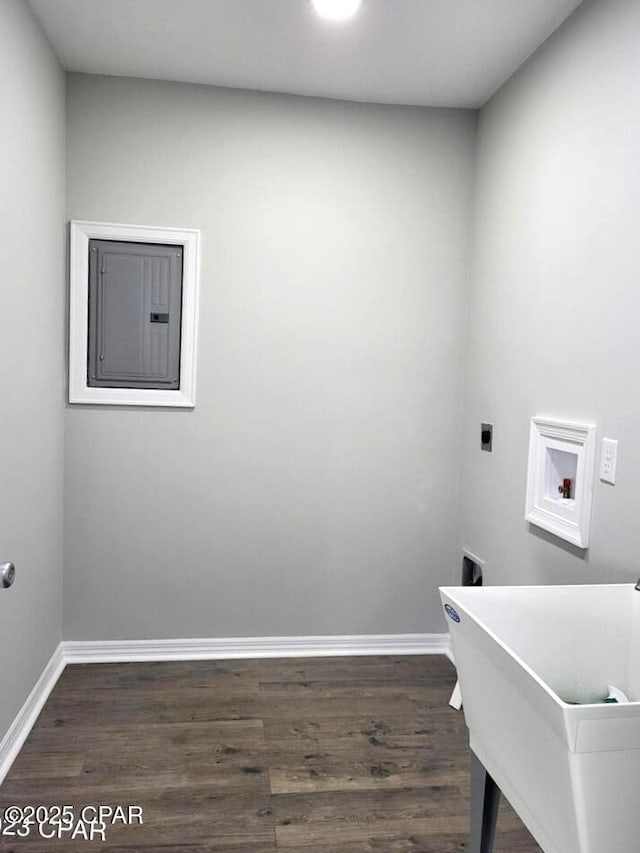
[88,239,183,389]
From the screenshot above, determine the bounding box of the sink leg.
[469,750,501,853]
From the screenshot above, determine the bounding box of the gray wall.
[64,74,476,639]
[0,1,65,739]
[459,0,640,584]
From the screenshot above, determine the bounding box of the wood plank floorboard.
[0,656,541,852]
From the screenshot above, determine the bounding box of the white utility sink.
[439,583,640,853]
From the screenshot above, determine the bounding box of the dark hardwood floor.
[0,656,541,852]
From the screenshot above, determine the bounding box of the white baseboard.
[1,633,451,784]
[63,633,450,663]
[445,640,455,665]
[0,643,65,785]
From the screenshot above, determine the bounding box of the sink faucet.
[636,579,640,591]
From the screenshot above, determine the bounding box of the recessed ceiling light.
[312,0,362,22]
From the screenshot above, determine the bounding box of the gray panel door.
[88,240,183,389]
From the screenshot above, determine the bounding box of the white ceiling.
[29,0,584,109]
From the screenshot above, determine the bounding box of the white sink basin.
[439,583,640,853]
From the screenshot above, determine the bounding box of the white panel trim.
[62,633,450,663]
[0,644,65,785]
[69,220,200,407]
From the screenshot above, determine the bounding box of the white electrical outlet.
[600,438,618,485]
